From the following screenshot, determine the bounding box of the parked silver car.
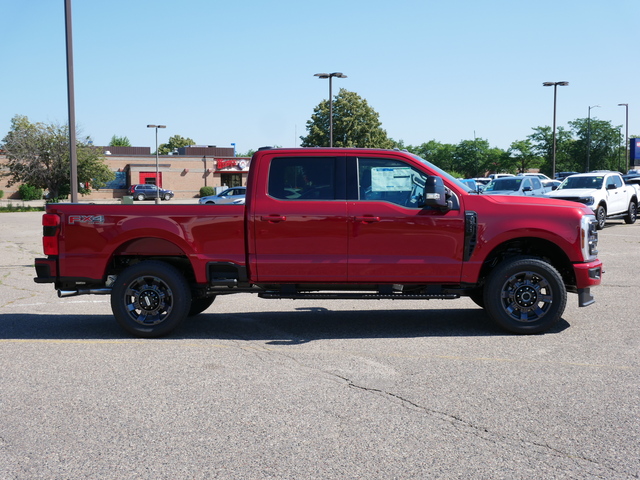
[482,176,547,196]
[199,187,246,205]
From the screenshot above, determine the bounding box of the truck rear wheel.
[111,260,191,338]
[624,201,637,224]
[484,256,566,334]
[595,205,606,230]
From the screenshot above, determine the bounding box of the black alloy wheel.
[484,256,566,334]
[111,261,191,338]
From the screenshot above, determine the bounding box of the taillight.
[42,214,61,256]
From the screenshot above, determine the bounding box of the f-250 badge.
[68,215,104,225]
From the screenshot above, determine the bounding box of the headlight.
[583,196,595,206]
[580,215,598,261]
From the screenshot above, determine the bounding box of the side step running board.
[258,292,459,300]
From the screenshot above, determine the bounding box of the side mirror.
[607,183,617,190]
[424,176,450,210]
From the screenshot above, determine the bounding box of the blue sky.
[1,0,637,155]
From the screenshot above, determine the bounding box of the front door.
[250,155,348,283]
[347,157,465,283]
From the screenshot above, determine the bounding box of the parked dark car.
[623,173,640,186]
[555,171,579,181]
[128,184,174,201]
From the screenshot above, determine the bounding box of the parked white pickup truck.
[548,171,638,229]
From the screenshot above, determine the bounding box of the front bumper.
[573,259,603,307]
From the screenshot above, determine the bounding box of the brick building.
[0,145,251,200]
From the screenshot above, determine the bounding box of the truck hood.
[482,190,524,196]
[547,188,596,199]
[470,192,592,212]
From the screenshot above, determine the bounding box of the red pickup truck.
[35,147,602,337]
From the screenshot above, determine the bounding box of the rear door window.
[268,157,344,200]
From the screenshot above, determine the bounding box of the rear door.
[606,174,627,214]
[347,156,465,283]
[250,155,348,282]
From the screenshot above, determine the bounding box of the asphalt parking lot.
[0,212,638,479]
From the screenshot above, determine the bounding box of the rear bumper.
[34,258,57,283]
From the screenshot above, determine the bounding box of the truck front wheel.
[111,261,191,338]
[484,256,566,334]
[188,296,215,316]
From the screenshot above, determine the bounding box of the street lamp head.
[315,72,347,79]
[543,81,569,87]
[147,124,166,128]
[618,103,628,107]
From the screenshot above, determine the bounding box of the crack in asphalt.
[248,343,632,478]
[335,374,630,478]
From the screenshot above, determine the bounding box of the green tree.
[109,135,131,147]
[406,140,456,172]
[158,135,196,155]
[1,115,114,201]
[508,139,542,174]
[300,89,394,148]
[236,149,256,157]
[528,125,574,174]
[567,118,623,172]
[452,138,491,178]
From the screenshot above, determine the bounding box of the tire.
[188,296,215,316]
[136,194,145,201]
[468,287,485,308]
[483,256,566,334]
[164,193,171,201]
[624,201,637,224]
[595,205,606,230]
[110,261,191,338]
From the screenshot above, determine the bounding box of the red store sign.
[216,159,250,171]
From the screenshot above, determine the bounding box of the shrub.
[0,190,4,199]
[18,184,44,201]
[199,186,215,198]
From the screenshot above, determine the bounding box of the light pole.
[587,105,600,172]
[65,0,78,202]
[147,124,166,204]
[314,72,347,147]
[618,103,629,173]
[543,81,569,179]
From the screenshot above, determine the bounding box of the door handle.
[261,215,286,223]
[354,216,380,223]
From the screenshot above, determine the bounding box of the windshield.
[409,154,475,193]
[484,177,522,192]
[558,176,603,190]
